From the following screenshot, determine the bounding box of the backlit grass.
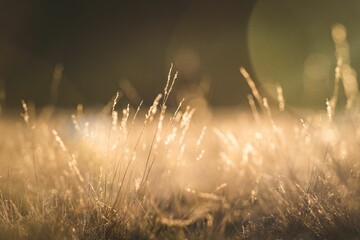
[1,24,360,239]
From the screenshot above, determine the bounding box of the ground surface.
[1,101,360,239]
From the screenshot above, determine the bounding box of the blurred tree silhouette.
[0,0,255,109]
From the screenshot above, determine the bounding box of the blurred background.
[0,0,359,111]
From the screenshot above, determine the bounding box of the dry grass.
[1,89,360,239]
[1,24,360,240]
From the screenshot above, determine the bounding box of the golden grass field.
[1,25,360,239]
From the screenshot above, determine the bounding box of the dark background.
[1,1,359,111]
[0,0,255,109]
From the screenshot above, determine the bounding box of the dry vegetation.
[1,25,360,240]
